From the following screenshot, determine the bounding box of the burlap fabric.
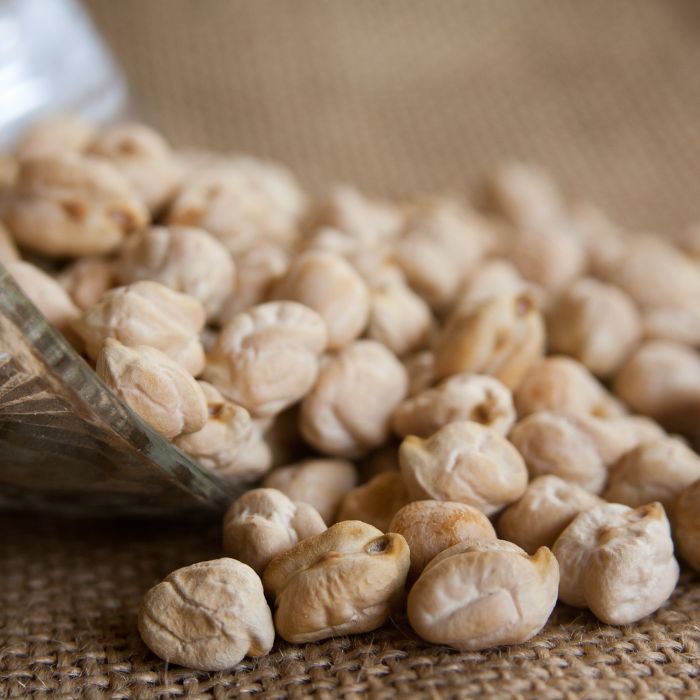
[3,1,700,697]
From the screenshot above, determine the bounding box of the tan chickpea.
[399,421,528,515]
[642,302,700,348]
[222,488,326,575]
[569,202,628,278]
[263,458,358,524]
[336,472,408,532]
[204,301,327,417]
[6,154,147,257]
[139,558,274,672]
[6,260,80,338]
[300,340,408,457]
[169,158,306,254]
[434,292,545,389]
[553,502,679,625]
[72,280,206,375]
[604,437,700,516]
[514,356,623,419]
[0,222,20,264]
[403,350,436,396]
[118,225,235,319]
[58,256,118,311]
[547,277,642,377]
[263,521,409,643]
[497,475,605,554]
[614,340,700,435]
[392,373,515,438]
[229,423,274,481]
[395,199,488,310]
[389,500,496,581]
[271,250,369,349]
[15,113,95,159]
[408,539,559,651]
[173,382,253,477]
[96,339,207,439]
[673,479,700,572]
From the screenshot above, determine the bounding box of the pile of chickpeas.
[3,114,700,671]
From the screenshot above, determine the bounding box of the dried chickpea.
[139,558,274,671]
[58,256,118,311]
[509,411,657,494]
[569,202,628,278]
[389,500,496,581]
[497,475,604,554]
[118,225,235,319]
[5,260,80,337]
[673,479,700,571]
[90,122,182,213]
[169,159,306,254]
[336,472,408,532]
[399,421,528,515]
[395,199,487,310]
[263,521,409,643]
[222,488,326,575]
[547,277,642,377]
[72,280,206,375]
[553,502,679,625]
[300,340,408,457]
[403,350,436,396]
[96,339,207,439]
[434,292,545,389]
[408,539,559,651]
[614,340,700,435]
[205,301,327,416]
[0,222,20,264]
[514,356,623,419]
[604,437,700,515]
[642,302,700,348]
[271,250,369,349]
[230,424,274,481]
[173,382,253,477]
[15,113,94,159]
[263,458,358,524]
[391,373,515,438]
[6,154,147,257]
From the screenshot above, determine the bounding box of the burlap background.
[3,1,700,697]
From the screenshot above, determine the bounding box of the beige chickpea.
[118,225,235,319]
[308,185,403,247]
[392,373,515,438]
[569,202,628,278]
[547,277,642,377]
[642,302,700,348]
[408,539,559,651]
[389,500,496,581]
[6,154,147,257]
[15,113,95,159]
[673,479,700,571]
[218,243,289,324]
[604,437,700,516]
[58,256,118,311]
[169,158,306,254]
[497,475,605,554]
[366,273,433,356]
[614,340,700,435]
[481,162,567,231]
[514,356,623,419]
[0,222,19,264]
[139,558,274,671]
[271,250,369,349]
[6,261,80,338]
[204,301,327,417]
[300,340,408,457]
[434,292,545,389]
[336,472,408,532]
[263,521,409,643]
[173,382,253,477]
[553,502,679,625]
[72,280,206,375]
[97,339,207,438]
[403,350,436,396]
[263,458,358,524]
[90,122,182,214]
[509,411,656,494]
[228,425,274,481]
[395,199,488,310]
[222,488,326,575]
[399,421,528,515]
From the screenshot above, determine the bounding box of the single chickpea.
[15,113,95,160]
[399,421,528,515]
[58,256,118,311]
[403,350,436,396]
[673,478,700,572]
[336,472,408,532]
[642,302,700,348]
